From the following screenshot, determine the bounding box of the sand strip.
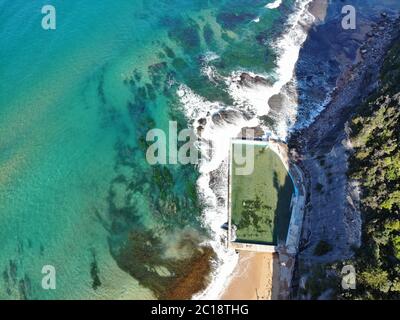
[221,252,279,300]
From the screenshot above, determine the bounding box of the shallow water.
[0,0,288,299]
[1,0,398,300]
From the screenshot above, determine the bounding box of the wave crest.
[178,0,315,299]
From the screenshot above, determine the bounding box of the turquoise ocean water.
[0,0,294,299]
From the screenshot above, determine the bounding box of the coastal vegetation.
[344,36,400,299]
[298,29,400,301]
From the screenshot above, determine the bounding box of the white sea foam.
[226,70,273,116]
[266,0,283,10]
[178,85,258,299]
[177,0,315,300]
[225,0,314,140]
[202,52,220,63]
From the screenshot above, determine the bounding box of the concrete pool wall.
[227,138,305,255]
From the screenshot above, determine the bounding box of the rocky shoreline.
[196,1,400,300]
[289,10,400,298]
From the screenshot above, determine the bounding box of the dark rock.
[211,109,239,125]
[239,72,269,87]
[196,126,204,136]
[198,118,207,126]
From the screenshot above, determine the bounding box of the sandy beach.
[221,252,279,300]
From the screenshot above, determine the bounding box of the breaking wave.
[266,0,283,10]
[178,0,315,299]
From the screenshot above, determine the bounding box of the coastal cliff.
[290,5,400,299]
